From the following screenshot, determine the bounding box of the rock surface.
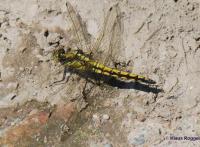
[0,0,200,146]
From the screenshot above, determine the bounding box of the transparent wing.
[106,7,124,65]
[91,3,124,65]
[65,2,90,52]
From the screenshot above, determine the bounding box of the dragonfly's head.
[52,48,65,62]
[52,47,76,63]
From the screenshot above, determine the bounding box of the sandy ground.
[0,0,200,146]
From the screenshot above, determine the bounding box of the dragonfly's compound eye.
[58,48,65,54]
[52,49,63,60]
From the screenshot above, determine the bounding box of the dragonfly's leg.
[82,80,88,99]
[53,67,70,85]
[82,79,96,100]
[53,60,82,85]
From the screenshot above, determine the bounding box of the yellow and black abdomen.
[71,51,155,83]
[87,59,149,81]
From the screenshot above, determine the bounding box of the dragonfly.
[52,2,155,84]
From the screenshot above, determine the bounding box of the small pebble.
[44,136,47,143]
[5,93,17,100]
[92,114,101,127]
[7,82,19,89]
[32,92,38,96]
[128,134,145,145]
[92,114,100,121]
[104,143,113,147]
[19,67,24,71]
[102,114,110,121]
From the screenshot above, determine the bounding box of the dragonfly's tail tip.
[140,78,156,84]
